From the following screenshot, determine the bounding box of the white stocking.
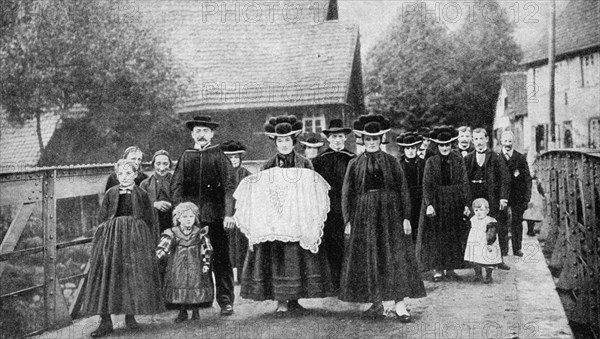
[395,299,409,316]
[382,300,395,313]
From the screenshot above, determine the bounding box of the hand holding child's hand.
[154,201,171,212]
[202,266,209,273]
[223,216,236,231]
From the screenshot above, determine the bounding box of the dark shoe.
[362,302,384,319]
[398,314,412,323]
[174,310,188,323]
[125,315,140,330]
[484,275,493,284]
[514,250,524,257]
[432,271,444,282]
[220,304,234,316]
[288,300,306,313]
[91,318,113,338]
[484,268,493,284]
[444,270,463,281]
[274,309,289,318]
[190,310,199,320]
[497,262,511,271]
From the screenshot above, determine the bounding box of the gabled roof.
[500,72,528,118]
[0,113,62,171]
[139,0,360,111]
[521,0,600,65]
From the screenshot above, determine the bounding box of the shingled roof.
[139,0,360,111]
[521,0,600,65]
[0,113,62,171]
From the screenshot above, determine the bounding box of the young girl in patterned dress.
[157,202,214,323]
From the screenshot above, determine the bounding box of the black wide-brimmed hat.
[299,133,324,148]
[417,126,431,139]
[352,114,391,137]
[429,126,458,144]
[396,132,424,147]
[264,115,303,139]
[322,119,352,136]
[186,116,219,130]
[220,140,247,155]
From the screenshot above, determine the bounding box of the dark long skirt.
[240,241,334,301]
[340,190,426,303]
[407,186,423,243]
[416,185,469,271]
[322,212,345,290]
[229,228,248,280]
[164,244,214,306]
[81,216,164,315]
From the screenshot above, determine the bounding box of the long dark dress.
[416,152,471,271]
[158,226,214,307]
[340,151,426,303]
[399,155,425,243]
[240,151,334,301]
[229,166,252,278]
[140,173,173,233]
[312,147,355,289]
[81,186,164,315]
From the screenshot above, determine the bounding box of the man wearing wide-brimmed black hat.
[312,118,355,290]
[171,116,237,316]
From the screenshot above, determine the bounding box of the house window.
[590,118,600,149]
[582,54,599,87]
[302,114,326,133]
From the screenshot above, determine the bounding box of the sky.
[338,0,571,60]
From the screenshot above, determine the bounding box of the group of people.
[79,114,542,338]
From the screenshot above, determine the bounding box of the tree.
[365,0,521,131]
[450,0,522,128]
[0,0,188,164]
[365,4,456,130]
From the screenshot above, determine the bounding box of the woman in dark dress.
[239,115,333,315]
[82,159,164,337]
[220,140,252,283]
[340,115,426,322]
[416,126,472,282]
[396,132,425,243]
[140,150,173,234]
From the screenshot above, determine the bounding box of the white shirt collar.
[194,142,212,150]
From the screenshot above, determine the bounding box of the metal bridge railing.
[0,160,265,337]
[537,149,600,333]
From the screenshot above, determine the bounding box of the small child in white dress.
[464,198,502,283]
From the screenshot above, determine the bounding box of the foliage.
[365,0,521,131]
[0,0,188,164]
[450,0,523,128]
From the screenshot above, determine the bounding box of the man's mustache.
[196,137,207,141]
